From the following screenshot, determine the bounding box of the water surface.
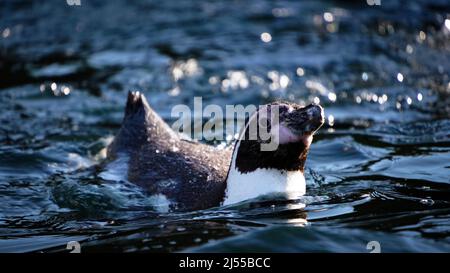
[0,0,449,252]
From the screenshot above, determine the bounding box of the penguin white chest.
[222,168,306,206]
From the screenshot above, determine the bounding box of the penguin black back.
[106,91,232,211]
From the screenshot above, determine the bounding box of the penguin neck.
[222,140,306,206]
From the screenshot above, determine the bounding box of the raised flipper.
[107,91,179,158]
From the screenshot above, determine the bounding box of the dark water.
[1,0,450,253]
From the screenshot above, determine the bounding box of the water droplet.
[417,92,423,101]
[445,19,450,31]
[406,97,412,105]
[420,199,434,206]
[171,58,201,81]
[372,94,378,102]
[406,44,413,54]
[328,92,337,102]
[260,32,272,43]
[279,75,289,88]
[361,72,368,81]
[2,28,10,38]
[328,115,335,126]
[61,86,71,95]
[418,31,426,41]
[323,12,334,22]
[168,86,180,96]
[397,73,404,82]
[378,94,388,104]
[208,76,219,85]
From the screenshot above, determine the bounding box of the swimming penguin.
[104,91,324,211]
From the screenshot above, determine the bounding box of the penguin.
[103,91,324,211]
